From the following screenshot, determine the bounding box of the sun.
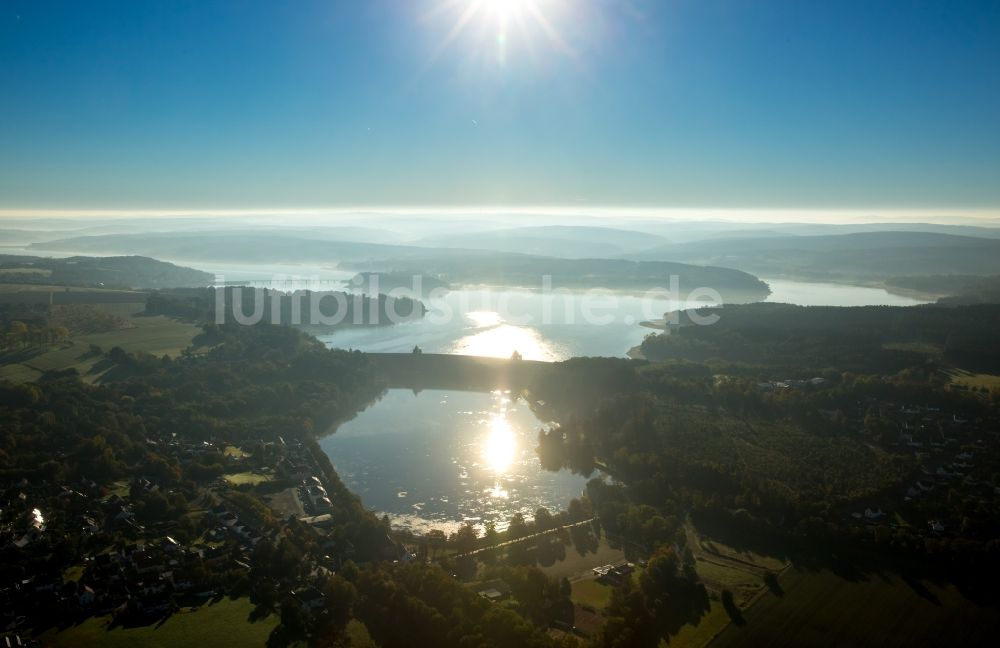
[480,0,531,22]
[426,0,572,67]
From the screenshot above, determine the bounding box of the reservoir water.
[25,254,926,530]
[319,389,586,534]
[763,278,929,307]
[313,276,928,531]
[314,277,928,361]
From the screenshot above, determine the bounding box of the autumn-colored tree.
[8,320,28,347]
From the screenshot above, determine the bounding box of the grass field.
[0,362,42,381]
[0,282,136,293]
[694,559,764,607]
[40,597,278,648]
[710,568,1000,648]
[571,578,614,610]
[106,481,131,498]
[0,283,147,306]
[665,600,732,648]
[669,523,789,647]
[0,314,200,383]
[62,564,86,583]
[0,268,52,276]
[537,535,625,581]
[947,368,1000,392]
[699,540,787,573]
[224,471,273,486]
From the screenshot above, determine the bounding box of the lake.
[315,276,928,531]
[320,388,587,535]
[763,278,929,307]
[315,287,724,360]
[314,277,928,361]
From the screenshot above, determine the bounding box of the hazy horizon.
[2,207,1000,227]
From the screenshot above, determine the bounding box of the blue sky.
[1,0,999,210]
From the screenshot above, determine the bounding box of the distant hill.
[414,225,671,258]
[350,272,451,296]
[345,253,771,301]
[146,287,425,329]
[630,231,1000,281]
[29,232,442,263]
[31,227,671,263]
[0,254,212,289]
[882,275,1000,305]
[617,220,1000,243]
[0,229,64,246]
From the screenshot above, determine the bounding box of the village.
[842,397,1000,542]
[0,431,406,644]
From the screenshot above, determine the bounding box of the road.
[454,517,597,558]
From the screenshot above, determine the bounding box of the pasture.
[710,568,1000,648]
[0,314,200,383]
[947,368,1000,392]
[39,597,278,648]
[570,578,614,610]
[224,471,274,486]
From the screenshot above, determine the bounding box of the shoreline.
[758,273,942,301]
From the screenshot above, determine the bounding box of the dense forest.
[0,254,212,289]
[145,286,426,328]
[0,322,383,488]
[349,271,451,296]
[1,302,133,348]
[884,274,1000,300]
[639,302,1000,374]
[345,254,771,300]
[529,348,1000,579]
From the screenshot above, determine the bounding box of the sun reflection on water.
[323,386,590,536]
[484,414,516,474]
[466,310,503,328]
[450,311,565,361]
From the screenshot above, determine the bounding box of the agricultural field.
[664,524,789,647]
[39,597,278,648]
[537,534,625,581]
[570,578,613,610]
[694,559,764,607]
[947,368,1000,392]
[0,314,201,383]
[710,568,1000,648]
[666,600,732,648]
[0,283,147,304]
[0,267,52,277]
[224,471,274,486]
[698,540,788,573]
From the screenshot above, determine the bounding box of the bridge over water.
[366,353,554,392]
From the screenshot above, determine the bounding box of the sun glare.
[484,414,517,474]
[449,323,563,361]
[482,0,527,21]
[427,0,571,67]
